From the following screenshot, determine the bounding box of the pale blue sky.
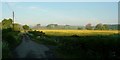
[1,0,120,2]
[2,2,118,26]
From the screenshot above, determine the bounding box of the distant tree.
[65,25,70,26]
[33,24,41,29]
[103,24,109,30]
[65,25,71,29]
[23,25,30,30]
[78,27,83,30]
[108,24,119,30]
[46,24,58,28]
[94,23,107,30]
[85,23,92,30]
[46,24,51,28]
[94,23,102,30]
[2,18,13,29]
[13,23,23,31]
[36,24,41,29]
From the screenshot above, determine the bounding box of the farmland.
[28,30,120,59]
[35,30,119,36]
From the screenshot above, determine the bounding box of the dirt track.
[14,34,54,58]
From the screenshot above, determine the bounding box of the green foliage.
[103,24,109,30]
[13,23,23,31]
[46,24,58,29]
[2,33,22,58]
[28,30,45,36]
[78,27,83,30]
[2,41,13,58]
[85,23,93,30]
[94,23,109,30]
[23,25,30,30]
[94,23,103,30]
[2,28,22,58]
[28,31,58,46]
[2,28,21,48]
[2,18,13,29]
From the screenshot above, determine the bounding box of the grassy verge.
[2,28,22,58]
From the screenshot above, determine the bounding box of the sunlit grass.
[35,30,119,36]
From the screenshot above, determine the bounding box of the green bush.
[2,28,21,58]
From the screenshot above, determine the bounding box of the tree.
[103,24,109,30]
[23,25,30,30]
[46,24,58,28]
[85,23,92,30]
[94,23,103,30]
[33,24,41,29]
[2,18,13,29]
[78,27,83,30]
[36,24,41,29]
[94,23,108,30]
[13,23,23,31]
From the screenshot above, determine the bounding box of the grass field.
[28,30,120,58]
[35,30,119,36]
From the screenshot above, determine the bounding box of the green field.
[28,30,120,59]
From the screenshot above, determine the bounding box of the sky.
[1,2,118,26]
[1,0,120,2]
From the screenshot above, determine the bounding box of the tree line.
[1,18,30,31]
[33,23,116,30]
[85,23,109,30]
[0,18,119,30]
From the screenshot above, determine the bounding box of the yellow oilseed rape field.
[35,30,119,36]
